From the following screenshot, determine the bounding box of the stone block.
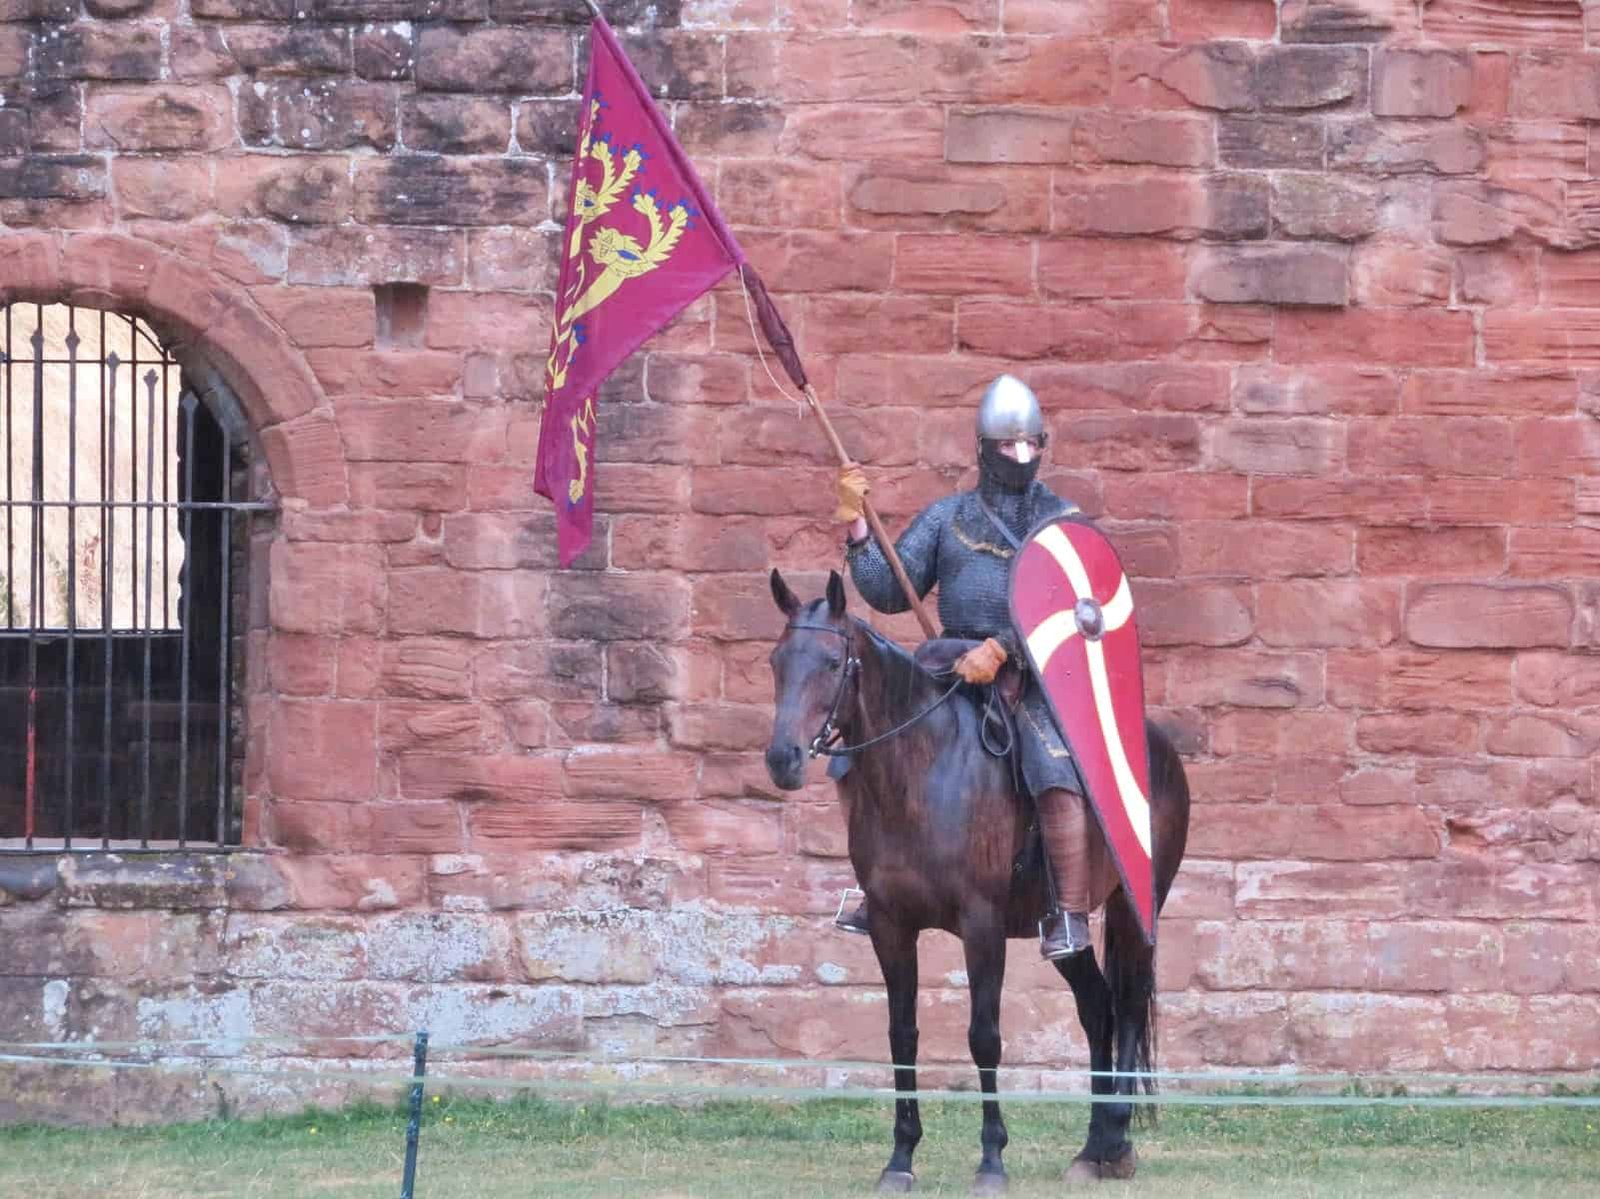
[1374,49,1472,118]
[1192,246,1348,307]
[944,107,1075,164]
[1255,46,1368,111]
[354,157,549,226]
[400,96,513,155]
[415,26,572,94]
[1405,584,1574,649]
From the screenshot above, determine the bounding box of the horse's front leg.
[962,905,1009,1195]
[870,917,921,1193]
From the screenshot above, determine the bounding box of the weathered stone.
[1423,0,1584,50]
[1154,42,1254,110]
[0,156,106,201]
[1219,115,1325,170]
[401,95,512,155]
[1055,173,1268,240]
[1282,0,1411,44]
[1328,121,1485,175]
[1373,49,1472,118]
[216,156,351,224]
[354,157,549,226]
[224,26,351,76]
[366,912,516,982]
[58,855,226,911]
[241,80,397,151]
[1254,46,1367,111]
[1434,180,1564,248]
[224,915,367,980]
[1191,245,1348,306]
[1405,584,1574,649]
[288,225,464,287]
[0,859,60,902]
[415,26,572,94]
[38,25,163,81]
[616,31,724,99]
[355,24,415,81]
[86,87,232,152]
[945,107,1075,164]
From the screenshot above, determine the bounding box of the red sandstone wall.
[3,0,1600,1116]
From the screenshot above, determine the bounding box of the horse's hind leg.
[962,907,1009,1195]
[1098,893,1157,1180]
[870,919,922,1193]
[1057,945,1130,1180]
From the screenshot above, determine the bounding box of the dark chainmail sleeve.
[844,495,956,615]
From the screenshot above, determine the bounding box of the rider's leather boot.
[1039,910,1091,960]
[1035,786,1094,960]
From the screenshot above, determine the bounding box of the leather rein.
[787,622,964,759]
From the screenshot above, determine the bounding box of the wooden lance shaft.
[803,385,938,641]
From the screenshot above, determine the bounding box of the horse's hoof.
[1100,1145,1138,1181]
[877,1168,917,1193]
[1063,1156,1101,1184]
[971,1169,1008,1195]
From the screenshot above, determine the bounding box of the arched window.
[0,303,273,850]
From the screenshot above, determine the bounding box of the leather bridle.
[784,622,962,759]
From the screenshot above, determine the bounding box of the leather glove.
[954,638,1008,686]
[835,462,870,523]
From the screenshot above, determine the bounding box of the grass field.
[3,1091,1597,1198]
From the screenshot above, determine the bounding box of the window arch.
[0,302,274,850]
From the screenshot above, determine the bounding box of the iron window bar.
[0,304,272,853]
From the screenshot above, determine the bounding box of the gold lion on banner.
[547,100,691,504]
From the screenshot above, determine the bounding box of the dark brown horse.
[765,569,1191,1193]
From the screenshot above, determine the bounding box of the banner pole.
[802,385,938,641]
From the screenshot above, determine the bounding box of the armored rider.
[833,374,1098,960]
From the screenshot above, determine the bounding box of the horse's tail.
[1107,719,1190,1128]
[1103,896,1158,1126]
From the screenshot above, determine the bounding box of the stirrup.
[834,888,868,934]
[1038,911,1092,961]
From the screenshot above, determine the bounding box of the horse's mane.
[789,601,936,694]
[849,615,933,701]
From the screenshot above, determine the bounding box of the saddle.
[913,636,1026,782]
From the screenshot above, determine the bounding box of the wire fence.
[4,1034,1598,1111]
[5,1034,1597,1199]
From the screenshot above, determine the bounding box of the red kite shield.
[1010,515,1157,943]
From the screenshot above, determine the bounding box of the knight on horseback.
[833,374,1099,960]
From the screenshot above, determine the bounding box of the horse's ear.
[826,569,847,617]
[770,568,800,618]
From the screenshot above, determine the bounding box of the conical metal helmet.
[975,374,1043,442]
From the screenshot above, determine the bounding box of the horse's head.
[765,567,855,791]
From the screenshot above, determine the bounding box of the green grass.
[2,1092,1598,1198]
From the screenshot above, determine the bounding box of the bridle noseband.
[785,621,963,759]
[785,622,861,757]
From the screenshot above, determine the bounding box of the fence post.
[400,1029,429,1199]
